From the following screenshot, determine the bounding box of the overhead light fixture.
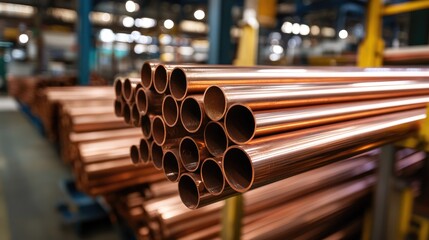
[292,23,300,35]
[310,25,320,36]
[125,0,139,13]
[339,29,348,39]
[164,19,174,30]
[99,28,115,43]
[122,16,134,28]
[281,21,292,34]
[135,17,157,28]
[299,24,310,36]
[18,33,29,44]
[194,9,205,20]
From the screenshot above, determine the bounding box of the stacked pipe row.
[116,63,429,210]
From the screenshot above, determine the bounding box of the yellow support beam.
[383,1,429,16]
[221,195,244,240]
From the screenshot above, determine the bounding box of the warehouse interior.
[1,0,429,239]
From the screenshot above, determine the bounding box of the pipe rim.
[114,78,123,97]
[162,95,179,127]
[123,104,132,124]
[223,146,254,192]
[131,103,141,127]
[114,100,123,117]
[139,139,150,163]
[141,62,153,89]
[225,103,256,144]
[136,88,149,114]
[130,145,141,164]
[170,67,188,101]
[163,150,181,182]
[178,174,200,209]
[152,116,166,146]
[204,121,228,156]
[123,78,133,101]
[151,141,163,170]
[179,136,200,172]
[140,114,152,139]
[154,64,168,94]
[181,96,203,133]
[201,158,225,195]
[203,86,227,121]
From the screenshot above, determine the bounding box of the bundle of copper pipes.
[115,63,429,210]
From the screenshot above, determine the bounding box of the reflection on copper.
[154,64,170,94]
[141,61,157,89]
[122,77,142,103]
[162,95,180,127]
[152,116,187,146]
[225,96,429,144]
[223,109,424,193]
[140,114,155,139]
[201,157,234,196]
[162,148,185,182]
[135,88,163,115]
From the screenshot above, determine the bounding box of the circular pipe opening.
[151,142,163,169]
[139,139,150,163]
[123,104,132,124]
[136,89,148,114]
[114,78,123,97]
[162,96,179,127]
[204,122,228,156]
[131,104,140,127]
[223,147,253,192]
[141,62,152,89]
[152,116,166,145]
[140,114,152,139]
[130,145,140,164]
[201,159,224,195]
[178,174,199,209]
[123,78,133,101]
[114,100,123,117]
[163,151,180,182]
[204,86,227,121]
[169,68,187,101]
[181,97,202,133]
[154,65,168,94]
[225,104,256,144]
[179,137,199,171]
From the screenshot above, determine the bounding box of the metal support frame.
[77,0,92,85]
[208,0,234,64]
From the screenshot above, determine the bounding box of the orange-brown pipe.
[162,148,185,182]
[179,136,211,172]
[141,61,157,89]
[162,95,180,127]
[204,121,229,156]
[180,95,207,133]
[135,88,163,115]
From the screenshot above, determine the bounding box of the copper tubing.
[135,88,163,115]
[162,149,185,182]
[140,114,154,139]
[179,136,211,172]
[225,96,429,144]
[123,103,132,125]
[170,67,429,100]
[201,157,234,196]
[130,145,141,164]
[154,64,170,94]
[204,121,229,156]
[139,138,151,163]
[223,109,424,193]
[204,81,429,121]
[114,77,124,98]
[71,113,129,132]
[114,99,124,117]
[178,173,234,209]
[180,95,207,133]
[141,62,157,89]
[162,95,180,127]
[131,103,141,127]
[151,139,180,170]
[152,116,187,146]
[122,78,142,103]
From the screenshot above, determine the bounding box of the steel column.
[77,0,92,85]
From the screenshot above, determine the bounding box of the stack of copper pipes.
[112,62,429,238]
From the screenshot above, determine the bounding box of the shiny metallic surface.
[152,116,187,146]
[180,95,207,133]
[179,136,211,172]
[154,64,170,94]
[122,77,142,103]
[162,95,180,127]
[140,114,155,139]
[135,88,163,115]
[141,61,157,89]
[204,81,429,121]
[201,157,234,196]
[171,66,429,100]
[114,77,124,98]
[225,96,429,144]
[162,148,185,182]
[223,109,425,192]
[204,121,229,156]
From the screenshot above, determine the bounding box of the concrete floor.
[0,96,118,240]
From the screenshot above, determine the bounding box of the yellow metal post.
[358,0,384,67]
[221,195,244,240]
[383,1,429,16]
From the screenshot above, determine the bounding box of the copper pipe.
[70,128,141,144]
[225,96,429,144]
[141,61,157,89]
[178,173,232,209]
[131,103,141,127]
[179,136,211,172]
[204,81,429,121]
[162,148,185,182]
[123,103,132,125]
[151,139,180,170]
[130,145,141,164]
[204,121,229,156]
[162,95,180,127]
[180,95,207,133]
[114,77,124,98]
[152,116,187,146]
[122,78,142,103]
[135,88,163,115]
[139,138,151,163]
[79,146,131,165]
[71,113,129,132]
[154,64,169,94]
[146,181,178,199]
[170,67,429,100]
[140,114,154,139]
[201,157,234,196]
[223,109,424,193]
